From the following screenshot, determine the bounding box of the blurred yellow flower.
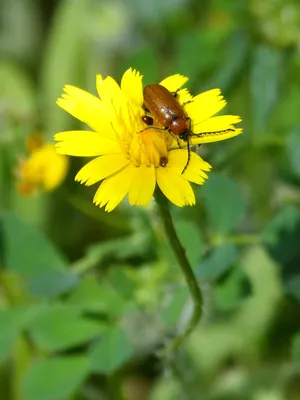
[17,134,69,195]
[55,68,242,211]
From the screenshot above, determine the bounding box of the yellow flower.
[55,69,242,211]
[17,133,69,195]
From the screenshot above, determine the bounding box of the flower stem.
[154,189,202,351]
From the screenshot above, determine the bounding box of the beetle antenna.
[189,128,235,137]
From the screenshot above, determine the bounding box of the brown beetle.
[142,84,233,173]
[143,84,189,136]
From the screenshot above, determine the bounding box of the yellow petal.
[168,150,211,184]
[128,165,156,206]
[75,154,130,186]
[185,89,226,124]
[121,68,143,109]
[96,75,124,109]
[190,128,243,145]
[43,153,69,190]
[160,74,189,93]
[156,166,195,207]
[57,86,114,137]
[55,130,121,156]
[96,75,131,131]
[193,115,242,132]
[191,115,242,144]
[60,85,101,108]
[177,88,193,105]
[93,165,136,212]
[19,144,68,192]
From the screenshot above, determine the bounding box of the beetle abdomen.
[143,84,185,128]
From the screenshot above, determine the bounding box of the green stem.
[211,233,261,246]
[154,189,202,351]
[108,372,125,400]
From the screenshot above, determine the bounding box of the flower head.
[17,133,69,195]
[55,69,242,211]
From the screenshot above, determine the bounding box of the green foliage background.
[1,0,300,399]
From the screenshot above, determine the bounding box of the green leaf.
[89,326,133,373]
[170,28,227,88]
[40,0,88,137]
[207,30,249,91]
[22,356,90,400]
[0,61,36,118]
[251,45,282,133]
[0,328,19,362]
[292,332,300,372]
[26,270,78,298]
[0,0,41,64]
[162,286,190,327]
[262,205,300,244]
[11,337,32,400]
[67,276,127,317]
[272,83,300,132]
[28,304,105,352]
[262,205,300,267]
[129,0,188,24]
[150,377,182,400]
[174,219,203,266]
[195,243,238,280]
[1,212,66,278]
[122,46,160,85]
[187,247,282,372]
[202,173,246,235]
[286,127,300,176]
[285,275,300,301]
[72,231,152,275]
[85,232,151,264]
[0,307,36,361]
[0,307,34,330]
[107,268,136,299]
[85,2,132,52]
[214,267,250,311]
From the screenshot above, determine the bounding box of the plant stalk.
[154,189,202,351]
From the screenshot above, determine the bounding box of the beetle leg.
[181,135,191,174]
[171,89,192,104]
[142,104,150,112]
[181,118,192,173]
[182,100,194,108]
[167,130,182,148]
[171,88,180,99]
[139,125,168,133]
[171,91,194,108]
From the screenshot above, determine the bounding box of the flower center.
[130,126,171,167]
[116,104,171,167]
[113,102,177,168]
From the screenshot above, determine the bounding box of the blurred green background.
[1,0,300,399]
